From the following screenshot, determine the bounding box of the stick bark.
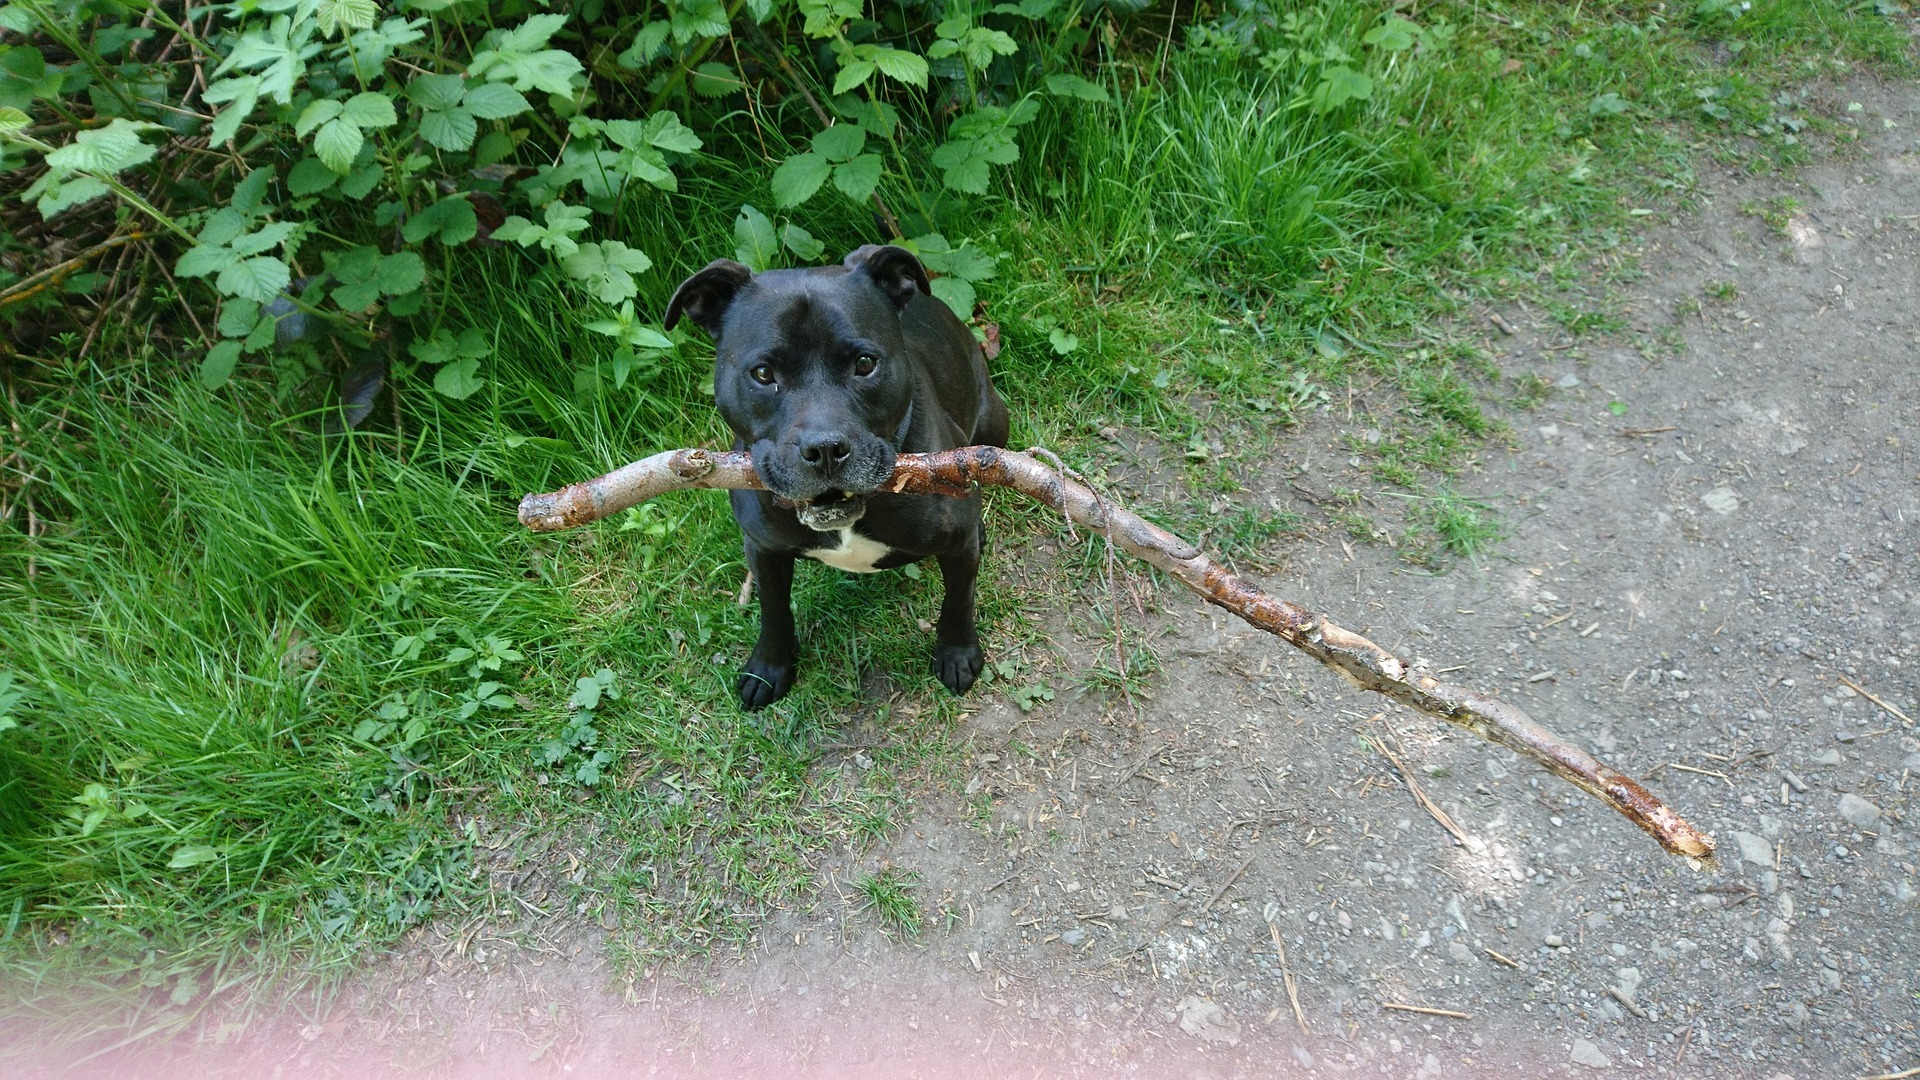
[518,445,1715,860]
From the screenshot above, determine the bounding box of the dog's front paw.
[738,657,796,710]
[932,641,985,695]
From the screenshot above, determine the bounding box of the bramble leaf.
[733,204,779,272]
[771,151,831,207]
[831,153,882,201]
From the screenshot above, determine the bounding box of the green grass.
[2,0,1914,1054]
[852,867,922,937]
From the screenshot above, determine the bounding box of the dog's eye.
[748,364,775,386]
[853,355,879,377]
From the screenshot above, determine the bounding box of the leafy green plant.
[540,668,618,787]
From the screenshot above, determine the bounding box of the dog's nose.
[798,431,852,471]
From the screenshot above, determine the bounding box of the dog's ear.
[664,260,752,337]
[844,245,930,310]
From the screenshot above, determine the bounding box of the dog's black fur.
[665,245,1010,709]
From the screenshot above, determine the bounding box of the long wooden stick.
[518,445,1715,860]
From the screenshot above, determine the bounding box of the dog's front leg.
[931,539,987,695]
[740,539,798,709]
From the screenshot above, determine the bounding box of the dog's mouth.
[789,489,868,532]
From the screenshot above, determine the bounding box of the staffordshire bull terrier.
[664,244,1010,709]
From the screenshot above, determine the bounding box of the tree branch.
[518,446,1716,860]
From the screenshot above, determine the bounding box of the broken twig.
[518,446,1715,860]
[1381,1002,1471,1020]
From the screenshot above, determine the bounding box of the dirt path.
[95,80,1920,1080]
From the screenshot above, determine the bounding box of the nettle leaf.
[1045,73,1108,102]
[25,175,107,218]
[771,152,831,208]
[469,14,584,96]
[403,195,478,245]
[560,240,652,303]
[316,0,379,38]
[733,204,779,272]
[781,222,825,262]
[831,154,882,201]
[463,81,530,120]
[0,105,32,135]
[340,91,397,128]
[313,118,363,173]
[217,256,291,303]
[200,340,243,389]
[812,123,866,162]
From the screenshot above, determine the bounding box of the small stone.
[1543,933,1565,948]
[1448,942,1473,963]
[1292,1045,1317,1069]
[1838,793,1882,829]
[1176,996,1241,1047]
[1061,927,1088,948]
[1701,487,1741,515]
[1557,373,1581,389]
[1835,731,1857,744]
[1615,967,1642,1000]
[1812,748,1843,767]
[1570,1038,1612,1068]
[1730,831,1775,867]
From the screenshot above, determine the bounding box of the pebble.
[1544,934,1565,948]
[1570,1038,1612,1068]
[1838,793,1882,829]
[1061,927,1088,947]
[1175,996,1241,1046]
[1730,830,1775,867]
[1812,748,1843,767]
[1702,487,1741,515]
[1557,373,1581,388]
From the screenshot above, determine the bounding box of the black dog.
[664,245,1010,709]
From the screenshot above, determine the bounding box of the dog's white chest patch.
[804,529,893,573]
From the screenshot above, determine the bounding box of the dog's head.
[665,246,931,524]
